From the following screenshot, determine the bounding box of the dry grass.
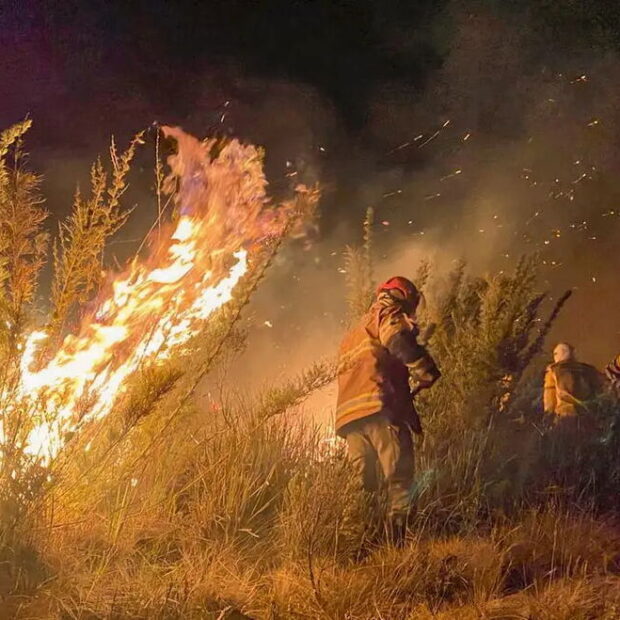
[48,132,144,343]
[0,119,48,359]
[11,394,619,619]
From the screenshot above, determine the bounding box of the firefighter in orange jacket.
[336,276,440,532]
[543,342,604,425]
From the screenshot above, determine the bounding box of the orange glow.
[7,127,317,463]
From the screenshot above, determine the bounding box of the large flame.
[10,127,317,462]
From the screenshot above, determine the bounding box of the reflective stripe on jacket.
[606,355,620,387]
[335,295,439,436]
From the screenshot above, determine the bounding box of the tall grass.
[48,132,145,345]
[0,120,618,618]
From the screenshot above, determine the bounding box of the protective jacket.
[543,360,603,417]
[606,355,620,388]
[335,294,439,436]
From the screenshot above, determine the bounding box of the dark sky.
[3,0,618,147]
[1,0,620,365]
[1,0,438,146]
[1,1,439,127]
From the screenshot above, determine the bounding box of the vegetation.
[0,119,48,361]
[49,132,145,345]
[0,120,619,619]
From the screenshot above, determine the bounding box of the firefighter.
[335,276,440,537]
[543,342,604,427]
[605,354,620,392]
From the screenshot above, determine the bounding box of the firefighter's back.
[335,307,384,435]
[552,360,601,415]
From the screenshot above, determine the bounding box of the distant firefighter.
[543,343,604,423]
[605,354,620,390]
[336,276,440,538]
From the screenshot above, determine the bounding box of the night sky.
[2,1,442,145]
[4,1,619,149]
[1,0,620,365]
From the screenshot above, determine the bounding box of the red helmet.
[377,276,419,306]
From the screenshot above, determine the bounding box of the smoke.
[392,7,620,365]
[225,2,620,408]
[362,7,620,364]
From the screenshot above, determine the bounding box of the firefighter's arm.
[407,349,441,391]
[378,309,440,389]
[543,367,556,414]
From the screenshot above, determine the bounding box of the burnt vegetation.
[0,120,619,619]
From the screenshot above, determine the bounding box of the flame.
[8,127,318,463]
